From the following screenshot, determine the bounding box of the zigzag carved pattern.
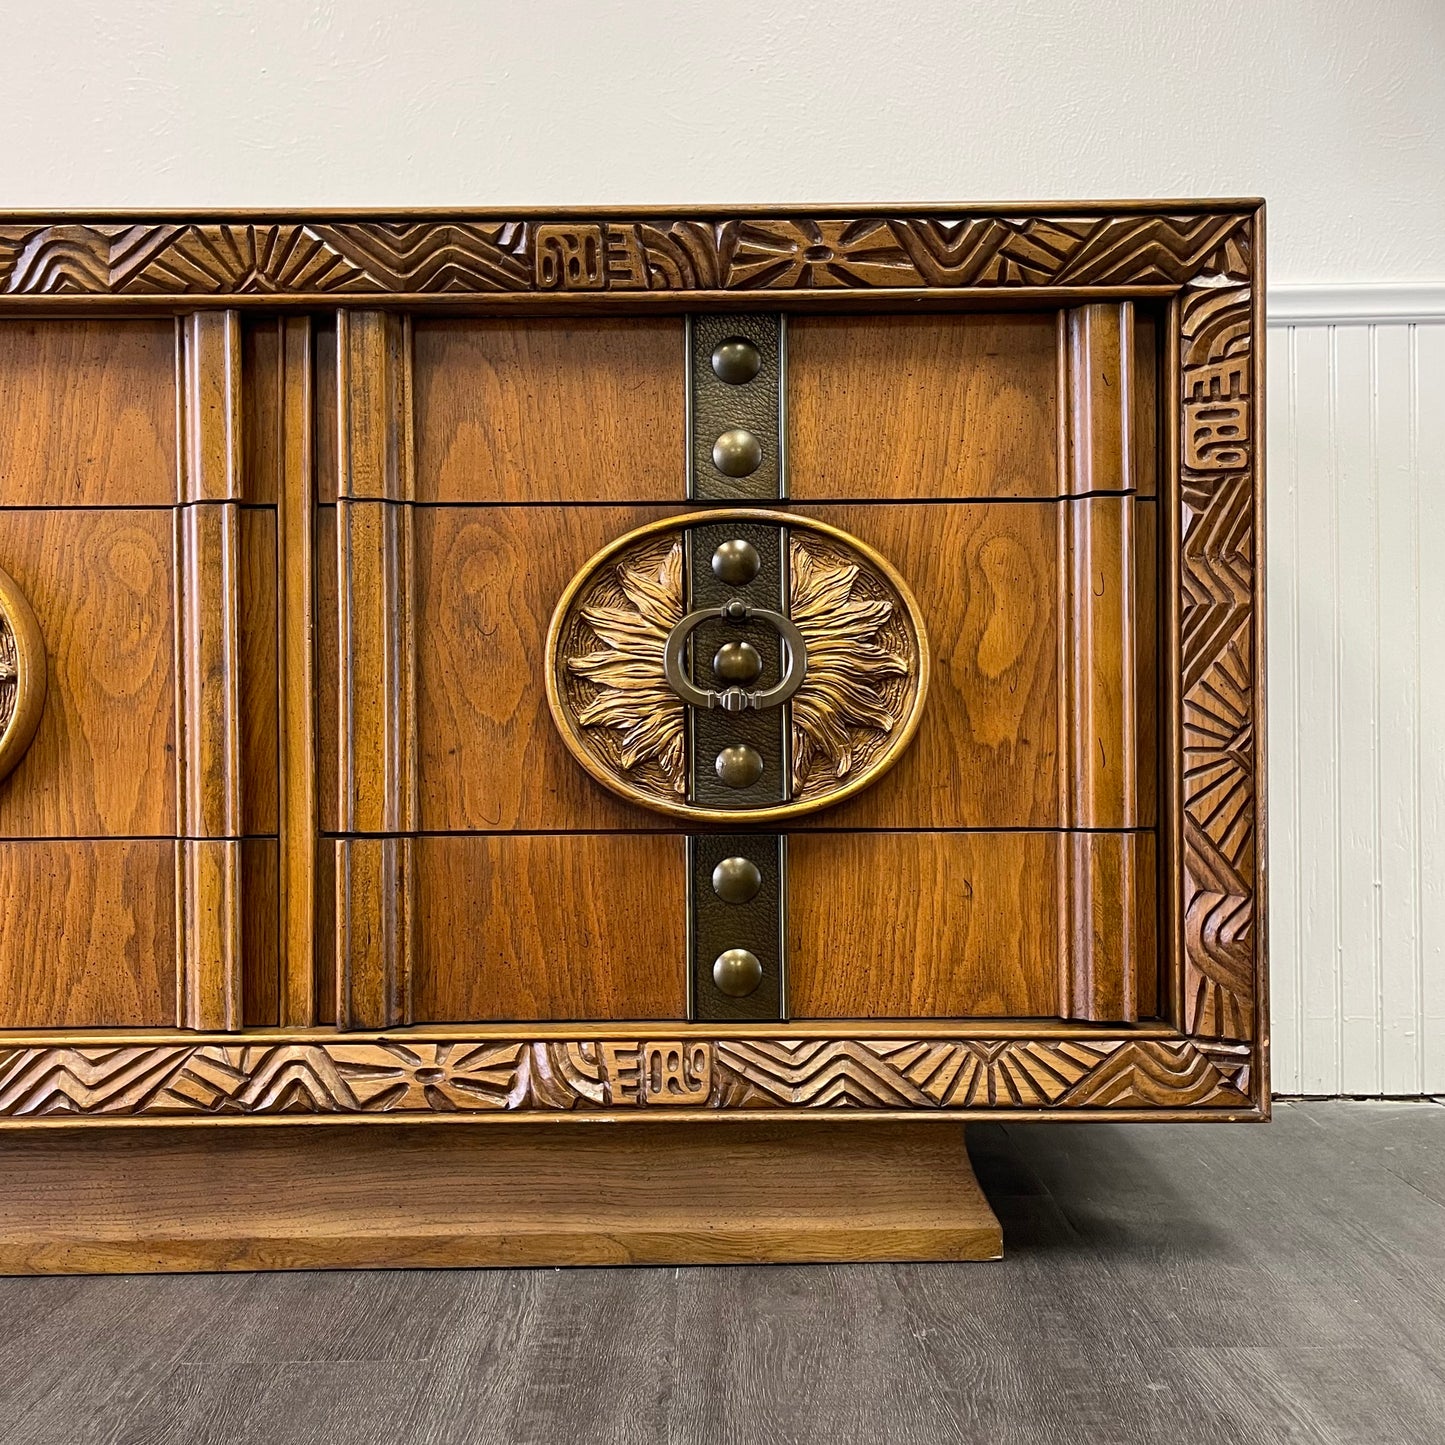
[0,210,1252,296]
[0,1037,1253,1118]
[1178,280,1257,1042]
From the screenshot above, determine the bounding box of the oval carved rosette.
[0,565,46,782]
[545,509,929,823]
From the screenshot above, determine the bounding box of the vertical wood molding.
[1057,833,1156,1022]
[334,310,416,1029]
[1057,304,1146,1021]
[275,317,317,1027]
[335,836,414,1031]
[174,311,244,1031]
[1065,302,1133,496]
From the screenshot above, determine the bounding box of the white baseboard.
[1268,283,1445,326]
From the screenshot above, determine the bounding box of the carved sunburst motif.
[562,531,914,806]
[565,540,688,794]
[789,540,909,796]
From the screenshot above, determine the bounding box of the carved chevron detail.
[0,210,1252,297]
[0,1037,1253,1119]
[1179,280,1258,1042]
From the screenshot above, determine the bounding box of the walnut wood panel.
[786,502,1061,829]
[241,837,279,1028]
[1059,831,1159,1022]
[0,841,174,1027]
[0,319,176,507]
[272,318,316,1027]
[412,319,685,502]
[788,832,1061,1017]
[333,312,418,1030]
[0,509,174,837]
[334,836,412,1030]
[238,508,277,836]
[1064,303,1134,495]
[176,838,240,1030]
[412,834,686,1022]
[1059,495,1154,830]
[0,1123,1001,1271]
[787,313,1059,499]
[239,319,282,506]
[413,504,679,832]
[174,312,246,1031]
[315,503,339,834]
[1132,307,1160,499]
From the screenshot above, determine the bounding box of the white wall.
[5,1,1445,1092]
[5,0,1444,284]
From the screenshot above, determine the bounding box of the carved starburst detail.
[789,540,909,794]
[566,540,687,793]
[558,528,919,808]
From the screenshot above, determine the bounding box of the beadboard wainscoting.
[1268,285,1445,1095]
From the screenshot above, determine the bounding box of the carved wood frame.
[0,202,1266,1123]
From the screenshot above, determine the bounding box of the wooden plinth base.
[0,1122,1002,1273]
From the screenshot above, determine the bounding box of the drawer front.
[317,308,1161,1029]
[0,316,279,1029]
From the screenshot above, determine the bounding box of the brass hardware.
[688,833,785,1021]
[713,641,763,684]
[688,314,784,501]
[663,601,807,715]
[711,337,762,385]
[715,744,764,789]
[711,538,761,585]
[712,948,763,998]
[0,564,47,783]
[712,429,763,479]
[546,509,928,825]
[711,856,762,904]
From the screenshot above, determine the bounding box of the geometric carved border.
[0,1037,1253,1120]
[0,210,1251,297]
[1179,279,1259,1043]
[0,200,1265,1117]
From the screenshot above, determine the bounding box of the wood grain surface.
[238,507,277,837]
[788,831,1064,1017]
[788,313,1059,499]
[0,840,174,1026]
[0,509,174,837]
[0,1120,999,1272]
[1060,829,1158,1022]
[788,501,1063,829]
[413,503,680,832]
[412,318,684,502]
[411,833,687,1021]
[241,837,279,1028]
[0,319,177,507]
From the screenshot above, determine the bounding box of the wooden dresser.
[0,202,1266,1270]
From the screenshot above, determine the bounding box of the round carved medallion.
[0,564,46,783]
[544,509,929,823]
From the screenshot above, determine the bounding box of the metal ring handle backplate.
[662,601,807,713]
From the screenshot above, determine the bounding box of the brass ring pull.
[662,599,807,714]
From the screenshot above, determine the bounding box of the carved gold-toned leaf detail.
[789,540,909,794]
[566,541,687,793]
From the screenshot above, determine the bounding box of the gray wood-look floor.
[1,1101,1442,1445]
